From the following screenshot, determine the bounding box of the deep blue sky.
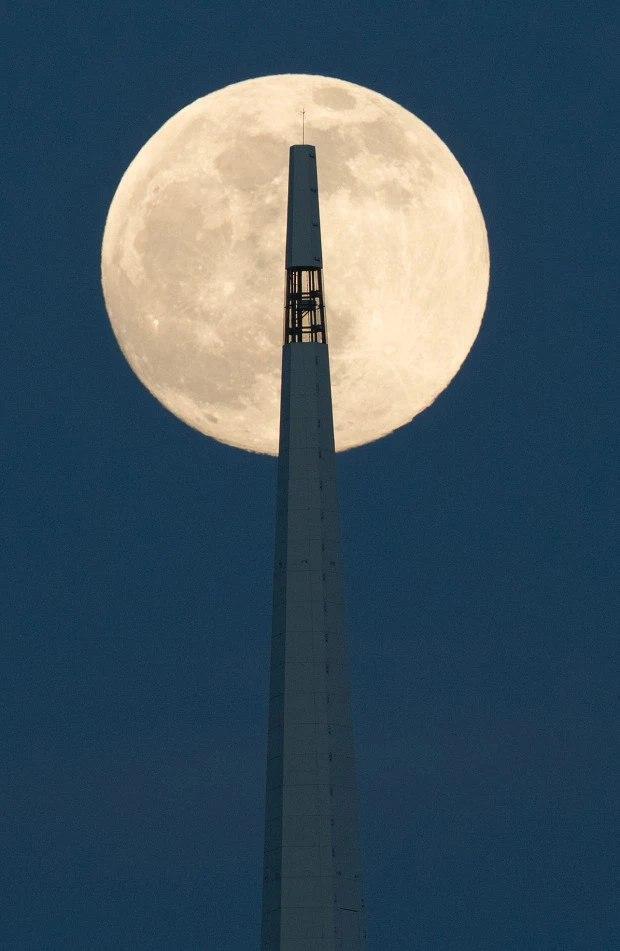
[4,2,616,949]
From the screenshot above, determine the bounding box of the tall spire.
[284,145,327,344]
[260,146,367,950]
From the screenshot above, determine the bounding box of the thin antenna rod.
[302,108,305,144]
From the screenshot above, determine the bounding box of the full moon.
[102,74,489,455]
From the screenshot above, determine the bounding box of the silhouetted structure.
[261,146,366,950]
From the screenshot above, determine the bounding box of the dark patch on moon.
[377,179,414,207]
[214,132,287,188]
[312,86,356,111]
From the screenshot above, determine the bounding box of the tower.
[261,145,367,949]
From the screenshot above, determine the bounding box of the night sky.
[5,3,616,949]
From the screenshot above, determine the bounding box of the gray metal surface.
[261,342,366,950]
[285,146,323,269]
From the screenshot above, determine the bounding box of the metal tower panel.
[285,146,323,269]
[261,343,366,950]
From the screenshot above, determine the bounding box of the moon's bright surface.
[102,74,489,455]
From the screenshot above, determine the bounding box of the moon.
[101,74,489,455]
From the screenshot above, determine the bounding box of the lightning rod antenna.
[302,108,305,144]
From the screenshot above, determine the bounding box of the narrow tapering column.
[261,146,366,950]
